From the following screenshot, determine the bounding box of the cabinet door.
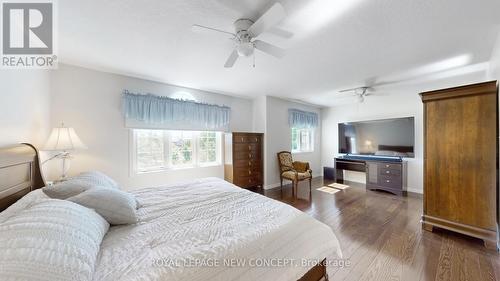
[366,162,378,185]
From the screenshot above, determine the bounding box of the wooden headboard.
[0,144,45,211]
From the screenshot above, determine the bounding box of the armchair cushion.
[293,161,310,173]
[282,170,312,180]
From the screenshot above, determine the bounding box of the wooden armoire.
[224,132,264,189]
[420,81,498,250]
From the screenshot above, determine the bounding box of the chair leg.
[309,178,312,192]
[279,178,283,197]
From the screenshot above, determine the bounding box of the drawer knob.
[248,170,252,175]
[249,161,252,166]
[386,180,390,183]
[386,171,390,174]
[385,165,390,168]
[248,145,251,150]
[249,154,252,158]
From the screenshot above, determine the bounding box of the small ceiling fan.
[192,3,291,68]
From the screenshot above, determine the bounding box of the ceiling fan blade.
[248,3,286,38]
[338,87,359,93]
[191,24,235,37]
[224,49,239,68]
[254,40,285,58]
[268,27,294,38]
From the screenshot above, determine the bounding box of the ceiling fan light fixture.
[236,42,254,57]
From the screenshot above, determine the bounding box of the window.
[133,129,221,173]
[291,128,314,153]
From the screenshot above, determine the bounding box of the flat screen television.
[338,117,415,158]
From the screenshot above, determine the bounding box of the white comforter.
[94,178,341,281]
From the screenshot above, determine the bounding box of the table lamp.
[42,123,87,180]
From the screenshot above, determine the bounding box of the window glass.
[291,128,314,153]
[136,129,165,172]
[169,131,193,167]
[133,130,221,173]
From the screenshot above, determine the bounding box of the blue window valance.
[122,91,231,131]
[288,109,318,129]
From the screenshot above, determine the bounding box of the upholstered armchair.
[277,151,312,197]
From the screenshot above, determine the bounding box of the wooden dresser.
[420,81,498,250]
[224,132,264,189]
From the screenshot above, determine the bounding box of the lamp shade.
[43,126,87,151]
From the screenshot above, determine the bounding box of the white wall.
[321,72,488,194]
[488,32,500,80]
[49,64,253,190]
[0,70,51,147]
[264,96,322,189]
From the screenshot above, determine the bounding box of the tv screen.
[338,117,415,158]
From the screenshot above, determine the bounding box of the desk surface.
[336,155,403,163]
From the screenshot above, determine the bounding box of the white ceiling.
[58,0,500,106]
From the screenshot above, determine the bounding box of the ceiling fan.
[192,3,291,68]
[338,86,375,103]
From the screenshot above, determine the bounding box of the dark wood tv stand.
[335,157,407,196]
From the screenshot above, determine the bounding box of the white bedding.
[94,178,341,281]
[0,177,341,281]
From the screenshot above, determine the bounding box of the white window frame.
[130,129,222,175]
[291,127,315,153]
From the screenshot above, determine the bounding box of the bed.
[0,144,342,281]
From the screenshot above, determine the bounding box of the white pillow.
[76,171,119,188]
[0,199,109,281]
[68,187,138,225]
[43,171,119,199]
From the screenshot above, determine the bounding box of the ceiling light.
[236,42,254,57]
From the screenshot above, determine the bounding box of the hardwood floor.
[258,177,500,281]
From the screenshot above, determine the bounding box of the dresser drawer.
[378,175,402,189]
[233,159,261,169]
[233,151,261,161]
[379,163,402,171]
[233,135,261,143]
[234,176,262,188]
[234,167,261,178]
[234,143,260,153]
[380,168,401,176]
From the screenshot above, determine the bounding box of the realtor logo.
[1,1,57,68]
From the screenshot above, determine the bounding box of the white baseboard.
[406,187,423,194]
